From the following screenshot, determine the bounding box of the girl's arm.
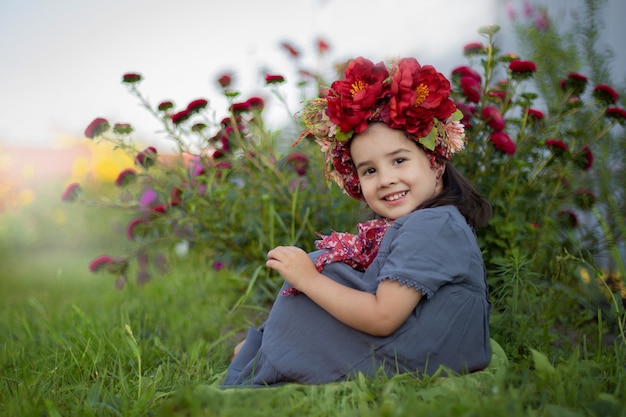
[266,246,422,337]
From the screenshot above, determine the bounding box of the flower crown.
[296,56,466,200]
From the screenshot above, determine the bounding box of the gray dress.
[222,205,491,387]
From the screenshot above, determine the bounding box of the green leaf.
[530,348,555,377]
[419,128,437,151]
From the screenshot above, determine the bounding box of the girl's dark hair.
[417,161,491,228]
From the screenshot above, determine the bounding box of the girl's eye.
[393,158,406,165]
[362,167,375,176]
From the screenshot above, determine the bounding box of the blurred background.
[0,0,624,284]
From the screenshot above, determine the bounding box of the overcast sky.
[0,0,623,150]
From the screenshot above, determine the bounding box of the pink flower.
[482,106,505,131]
[217,73,233,88]
[442,120,465,153]
[286,151,309,176]
[490,131,516,155]
[212,261,225,271]
[115,168,137,187]
[265,74,285,85]
[122,73,142,84]
[593,84,619,105]
[61,182,80,202]
[605,107,626,123]
[460,76,481,103]
[126,218,147,241]
[139,187,158,207]
[84,117,110,138]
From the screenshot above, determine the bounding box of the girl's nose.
[377,168,396,188]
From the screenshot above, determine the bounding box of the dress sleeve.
[377,208,473,299]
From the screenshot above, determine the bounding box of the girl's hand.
[266,246,319,291]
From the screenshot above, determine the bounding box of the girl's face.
[349,123,442,220]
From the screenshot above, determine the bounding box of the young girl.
[222,56,492,387]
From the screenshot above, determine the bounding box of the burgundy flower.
[558,209,579,229]
[326,56,389,134]
[265,74,285,85]
[212,260,225,271]
[460,76,481,103]
[286,151,309,176]
[605,106,626,124]
[482,106,505,131]
[126,217,147,241]
[387,58,456,138]
[560,72,588,96]
[245,96,265,110]
[113,123,133,135]
[61,182,80,202]
[592,84,619,105]
[231,101,251,114]
[158,101,174,112]
[463,42,485,56]
[316,38,330,54]
[545,138,568,154]
[455,102,476,126]
[508,59,536,79]
[152,204,168,214]
[115,168,137,187]
[84,117,110,138]
[490,131,516,155]
[217,73,233,88]
[280,41,300,58]
[525,108,545,120]
[122,73,142,84]
[451,66,481,82]
[135,146,158,168]
[187,98,208,115]
[89,255,115,272]
[574,146,593,170]
[171,109,191,125]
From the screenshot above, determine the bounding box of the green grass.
[1,196,626,416]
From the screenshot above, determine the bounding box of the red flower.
[455,102,476,126]
[122,73,142,84]
[113,123,133,135]
[316,38,330,54]
[286,151,309,176]
[560,72,588,96]
[545,138,568,154]
[171,109,190,124]
[135,146,158,168]
[265,74,285,85]
[605,106,626,124]
[451,66,481,82]
[89,255,115,272]
[558,209,578,229]
[325,56,389,134]
[126,218,147,241]
[158,101,174,112]
[245,96,265,110]
[463,42,485,56]
[593,84,619,105]
[482,106,505,131]
[508,60,536,79]
[115,168,137,186]
[186,98,208,114]
[280,41,299,58]
[574,146,593,170]
[61,182,80,202]
[490,131,516,155]
[217,73,233,88]
[460,76,481,103]
[231,101,250,114]
[84,117,110,138]
[387,58,456,138]
[152,204,168,214]
[525,108,544,120]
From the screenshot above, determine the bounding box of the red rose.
[482,106,506,131]
[490,131,516,155]
[460,76,481,103]
[325,56,389,134]
[387,58,456,138]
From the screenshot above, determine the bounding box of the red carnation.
[508,60,537,79]
[605,106,626,123]
[217,73,233,88]
[593,84,619,105]
[482,106,505,131]
[84,117,110,138]
[61,182,80,202]
[325,56,389,134]
[490,131,516,155]
[122,73,142,84]
[463,42,485,56]
[387,58,456,138]
[265,74,285,85]
[451,66,481,82]
[186,98,208,114]
[115,168,137,187]
[460,76,481,103]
